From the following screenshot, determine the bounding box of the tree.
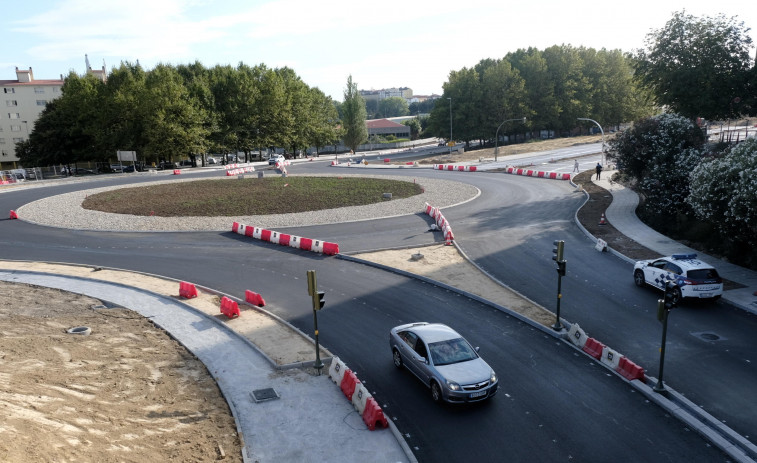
[341,75,368,152]
[378,97,409,118]
[402,118,421,140]
[478,59,528,143]
[507,48,560,131]
[634,11,755,119]
[687,138,757,266]
[607,113,706,224]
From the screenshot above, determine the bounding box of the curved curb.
[336,253,563,340]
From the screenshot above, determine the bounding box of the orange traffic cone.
[599,212,607,225]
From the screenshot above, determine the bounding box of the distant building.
[0,67,64,168]
[360,87,413,102]
[1,57,106,168]
[366,118,411,139]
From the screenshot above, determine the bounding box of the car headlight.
[446,380,461,391]
[490,371,497,383]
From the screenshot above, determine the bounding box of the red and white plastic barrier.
[9,210,18,219]
[232,221,340,255]
[328,356,389,431]
[274,160,291,169]
[220,296,240,318]
[245,290,266,307]
[433,164,478,172]
[173,169,182,175]
[424,202,455,245]
[226,166,256,176]
[505,167,570,180]
[569,325,646,382]
[179,281,198,299]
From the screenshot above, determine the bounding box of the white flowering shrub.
[687,138,757,253]
[607,113,706,218]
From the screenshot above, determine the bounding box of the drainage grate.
[250,388,280,403]
[692,331,723,342]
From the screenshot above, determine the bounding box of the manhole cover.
[692,331,723,342]
[250,388,279,403]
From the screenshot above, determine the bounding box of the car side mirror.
[475,347,480,352]
[418,356,427,364]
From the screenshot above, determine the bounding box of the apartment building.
[360,87,413,102]
[0,67,64,169]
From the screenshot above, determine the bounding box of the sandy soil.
[0,281,242,463]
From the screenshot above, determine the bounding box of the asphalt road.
[0,158,741,462]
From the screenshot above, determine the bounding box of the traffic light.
[663,282,678,310]
[657,299,665,321]
[315,291,325,310]
[552,240,565,262]
[557,261,566,276]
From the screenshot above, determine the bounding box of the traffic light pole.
[552,240,566,331]
[552,271,564,331]
[654,299,670,393]
[307,270,325,375]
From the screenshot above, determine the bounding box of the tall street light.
[577,118,605,165]
[495,117,526,162]
[447,97,452,155]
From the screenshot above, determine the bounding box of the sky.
[2,0,756,102]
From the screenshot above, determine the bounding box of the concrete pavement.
[591,170,757,315]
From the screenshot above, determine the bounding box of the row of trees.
[608,114,757,268]
[424,45,656,147]
[17,62,342,168]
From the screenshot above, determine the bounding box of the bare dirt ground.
[0,282,243,463]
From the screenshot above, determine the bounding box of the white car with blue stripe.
[633,253,723,303]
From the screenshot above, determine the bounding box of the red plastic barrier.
[245,290,266,307]
[244,226,255,237]
[173,169,181,175]
[516,169,523,175]
[549,172,557,179]
[362,397,389,431]
[405,162,413,165]
[340,369,360,400]
[232,222,240,233]
[300,237,313,251]
[384,158,391,163]
[279,233,291,246]
[260,229,272,241]
[537,171,545,178]
[220,296,240,318]
[179,281,198,299]
[9,210,18,219]
[582,337,605,359]
[468,166,477,172]
[560,173,571,180]
[457,166,465,171]
[323,242,340,255]
[617,357,646,382]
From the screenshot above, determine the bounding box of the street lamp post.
[447,97,452,155]
[577,118,605,165]
[495,117,526,162]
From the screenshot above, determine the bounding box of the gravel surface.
[17,173,480,232]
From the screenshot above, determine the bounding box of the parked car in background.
[206,157,217,164]
[389,322,498,403]
[268,154,285,165]
[158,161,179,170]
[633,253,723,303]
[110,164,124,172]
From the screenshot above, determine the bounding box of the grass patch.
[82,176,423,217]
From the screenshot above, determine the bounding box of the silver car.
[389,322,498,403]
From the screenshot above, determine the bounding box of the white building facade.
[0,67,64,169]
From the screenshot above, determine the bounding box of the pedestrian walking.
[573,160,579,173]
[595,162,603,180]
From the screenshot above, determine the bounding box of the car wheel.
[671,287,682,305]
[633,270,645,287]
[392,349,403,368]
[431,381,443,403]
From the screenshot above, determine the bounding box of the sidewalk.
[592,170,757,315]
[0,265,412,463]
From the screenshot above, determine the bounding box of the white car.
[633,253,723,303]
[268,154,285,166]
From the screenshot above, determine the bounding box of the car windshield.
[429,337,478,366]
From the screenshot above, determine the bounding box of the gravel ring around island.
[17,173,481,232]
